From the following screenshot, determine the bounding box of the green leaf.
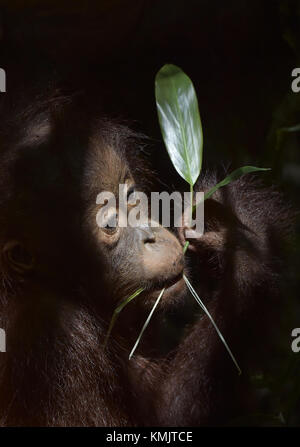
[155,64,203,186]
[104,288,144,348]
[129,288,165,359]
[203,166,271,201]
[183,275,241,375]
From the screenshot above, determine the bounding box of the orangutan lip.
[150,272,184,292]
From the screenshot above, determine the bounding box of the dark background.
[0,0,300,426]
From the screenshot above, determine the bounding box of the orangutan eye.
[103,213,118,234]
[3,241,34,273]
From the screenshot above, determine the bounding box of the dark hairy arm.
[146,174,292,426]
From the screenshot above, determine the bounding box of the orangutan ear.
[2,240,35,274]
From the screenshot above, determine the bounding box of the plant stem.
[104,287,144,348]
[190,183,193,226]
[183,241,189,254]
[183,274,241,375]
[129,288,165,359]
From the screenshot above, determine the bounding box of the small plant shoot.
[105,64,270,373]
[153,64,270,373]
